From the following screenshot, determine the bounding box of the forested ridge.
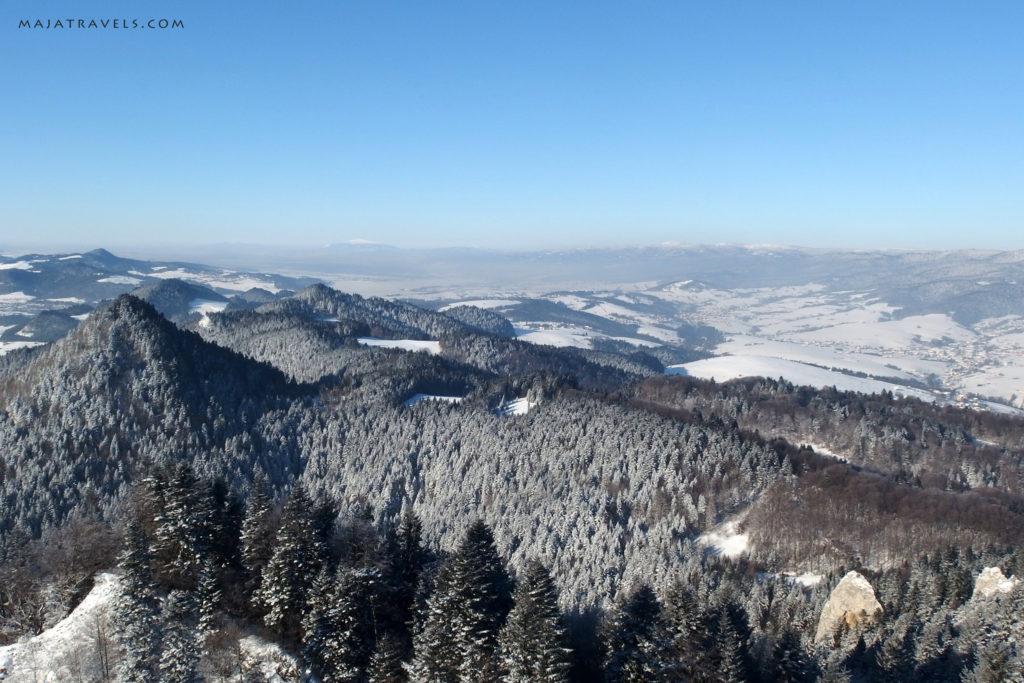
[1,290,1022,681]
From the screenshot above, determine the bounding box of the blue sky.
[2,1,1022,250]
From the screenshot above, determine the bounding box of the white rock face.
[972,566,1021,600]
[814,571,884,643]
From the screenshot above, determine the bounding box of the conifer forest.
[1,286,1023,682]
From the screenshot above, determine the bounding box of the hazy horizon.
[4,1,1023,252]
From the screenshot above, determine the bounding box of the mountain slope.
[0,295,309,535]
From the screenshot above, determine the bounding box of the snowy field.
[666,355,936,401]
[357,337,442,354]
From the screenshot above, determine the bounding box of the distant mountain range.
[4,245,1024,412]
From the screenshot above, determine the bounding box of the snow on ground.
[439,299,520,311]
[147,268,281,293]
[190,298,229,316]
[0,261,34,270]
[667,355,935,401]
[358,337,441,354]
[715,335,942,381]
[497,397,536,416]
[97,275,143,285]
[57,254,82,260]
[805,443,849,463]
[0,341,46,356]
[698,520,750,559]
[636,325,681,343]
[0,573,302,682]
[515,327,593,349]
[958,365,1024,408]
[200,276,282,293]
[0,573,118,682]
[790,314,975,350]
[545,294,592,309]
[0,292,35,303]
[584,301,644,321]
[191,298,230,328]
[403,394,464,407]
[785,572,825,588]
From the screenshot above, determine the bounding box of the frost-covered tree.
[153,464,209,589]
[451,520,514,680]
[368,633,408,683]
[239,471,275,612]
[159,589,201,683]
[255,485,322,640]
[112,519,161,683]
[409,563,461,682]
[498,559,571,682]
[602,584,672,682]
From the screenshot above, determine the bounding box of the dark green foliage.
[499,559,572,682]
[772,628,813,682]
[113,520,161,683]
[239,472,275,613]
[368,633,408,683]
[159,589,202,683]
[255,485,323,640]
[602,584,672,682]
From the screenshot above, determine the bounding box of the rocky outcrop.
[972,566,1021,600]
[814,571,884,643]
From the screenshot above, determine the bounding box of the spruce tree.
[711,607,745,683]
[255,485,323,640]
[772,627,812,683]
[498,559,571,683]
[153,463,210,589]
[303,569,344,682]
[333,568,378,680]
[409,563,461,682]
[159,589,202,683]
[450,519,514,680]
[368,633,408,683]
[663,579,708,678]
[602,583,672,682]
[239,471,274,610]
[113,519,161,683]
[196,556,222,636]
[392,509,428,626]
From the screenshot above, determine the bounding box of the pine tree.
[303,569,344,682]
[772,627,811,683]
[711,607,745,683]
[409,563,461,682]
[153,463,210,589]
[498,559,571,682]
[369,633,408,683]
[159,589,201,683]
[419,518,512,679]
[663,579,708,678]
[602,584,672,682]
[255,485,323,640]
[112,519,161,683]
[333,568,378,680]
[390,509,427,627]
[196,556,221,636]
[239,471,274,611]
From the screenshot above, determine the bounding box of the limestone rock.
[814,571,883,643]
[972,566,1020,600]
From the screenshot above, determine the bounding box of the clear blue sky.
[2,1,1022,250]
